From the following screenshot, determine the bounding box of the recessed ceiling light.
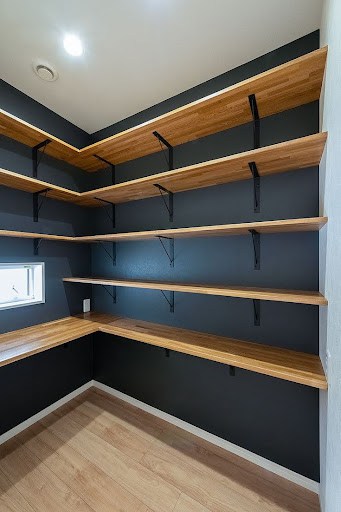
[33,61,58,81]
[63,34,83,56]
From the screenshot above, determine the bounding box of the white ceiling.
[0,0,323,134]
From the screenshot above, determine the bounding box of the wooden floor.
[0,389,320,512]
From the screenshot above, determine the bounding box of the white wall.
[319,0,341,510]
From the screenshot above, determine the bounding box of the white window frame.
[0,262,45,311]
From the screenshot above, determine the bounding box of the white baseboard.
[93,381,319,494]
[0,379,319,495]
[0,380,93,446]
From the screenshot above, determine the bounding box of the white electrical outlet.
[83,298,91,313]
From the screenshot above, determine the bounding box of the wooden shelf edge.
[0,217,328,244]
[63,277,328,305]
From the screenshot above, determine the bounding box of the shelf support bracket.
[33,238,43,256]
[157,236,174,267]
[248,161,260,213]
[101,284,117,303]
[248,94,260,150]
[93,155,116,185]
[253,299,260,326]
[32,139,51,179]
[98,242,116,266]
[249,229,260,270]
[33,188,51,222]
[229,365,236,377]
[153,131,174,171]
[153,184,173,222]
[160,290,174,313]
[94,197,116,228]
[165,348,170,358]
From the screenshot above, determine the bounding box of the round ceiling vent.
[33,61,58,82]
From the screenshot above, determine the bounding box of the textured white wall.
[319,0,341,510]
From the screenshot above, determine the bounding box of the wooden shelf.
[0,133,327,209]
[0,47,327,171]
[0,317,98,368]
[0,217,327,245]
[0,167,98,207]
[63,277,327,305]
[0,311,327,389]
[82,133,327,204]
[77,217,327,243]
[0,230,77,242]
[80,312,327,389]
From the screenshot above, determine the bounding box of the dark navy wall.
[91,32,321,481]
[0,85,94,433]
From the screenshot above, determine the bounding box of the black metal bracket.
[157,236,174,267]
[153,131,174,171]
[33,238,43,256]
[229,365,236,377]
[165,348,170,358]
[248,161,260,213]
[153,184,173,222]
[101,284,117,303]
[160,290,174,313]
[94,197,116,228]
[98,242,116,266]
[32,139,51,178]
[249,229,260,270]
[253,299,260,326]
[248,94,260,150]
[94,155,116,185]
[33,188,51,222]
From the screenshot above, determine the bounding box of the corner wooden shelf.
[63,277,327,305]
[0,217,327,245]
[77,217,327,243]
[0,317,98,368]
[0,47,327,171]
[82,133,327,204]
[0,133,327,209]
[0,167,98,206]
[0,312,327,389]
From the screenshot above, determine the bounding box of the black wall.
[91,31,321,481]
[0,31,320,481]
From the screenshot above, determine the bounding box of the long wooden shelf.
[77,217,328,242]
[82,133,327,204]
[0,317,98,368]
[0,167,98,207]
[86,312,327,390]
[0,312,327,389]
[0,47,327,171]
[0,217,327,244]
[63,277,327,305]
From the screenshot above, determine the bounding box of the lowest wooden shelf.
[0,47,327,171]
[0,217,328,244]
[63,277,327,306]
[0,312,327,389]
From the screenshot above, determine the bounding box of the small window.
[0,263,45,310]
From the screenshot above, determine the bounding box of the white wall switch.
[83,298,91,313]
